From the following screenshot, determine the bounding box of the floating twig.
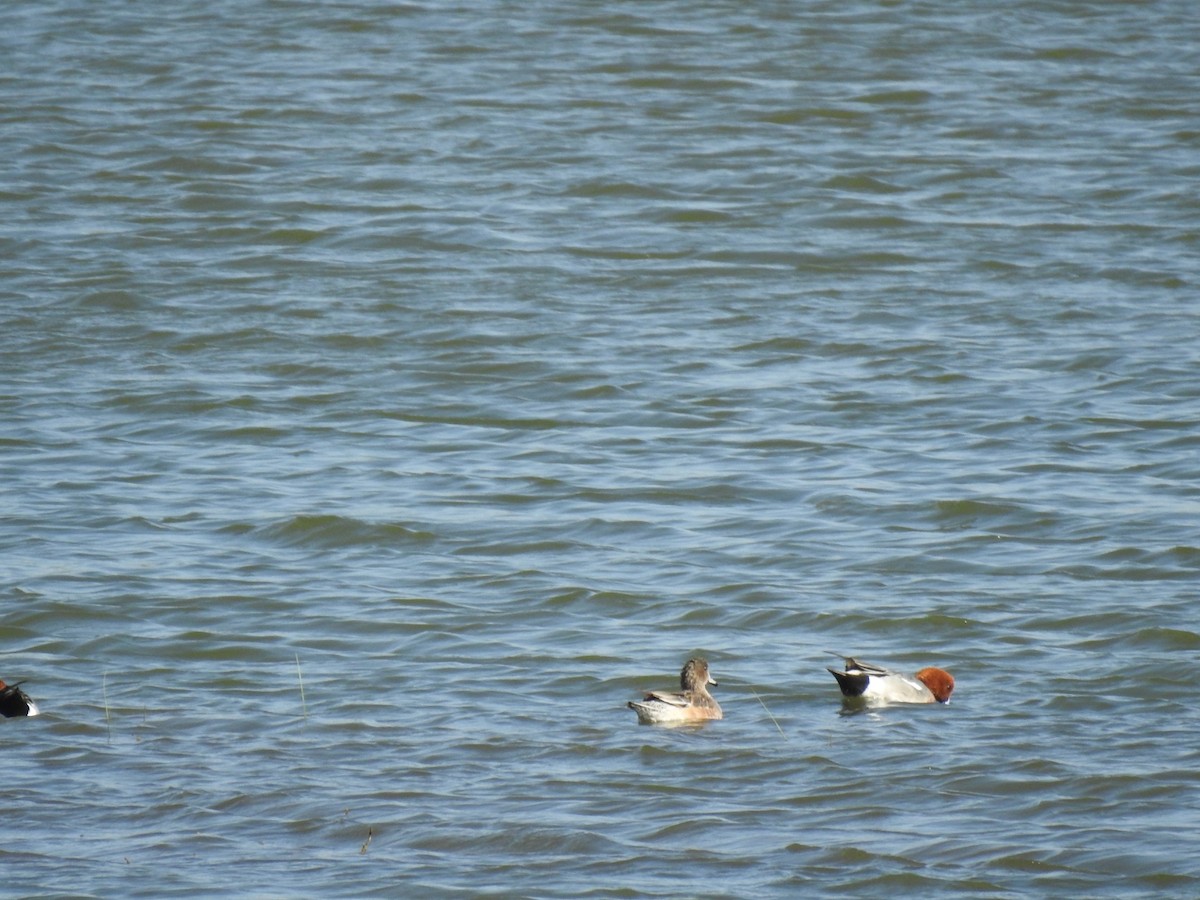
[360,827,373,855]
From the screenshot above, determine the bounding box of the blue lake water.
[3,1,1199,896]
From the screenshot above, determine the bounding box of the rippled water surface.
[4,0,1200,896]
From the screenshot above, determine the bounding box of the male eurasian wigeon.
[827,655,954,705]
[628,658,723,725]
[0,680,40,717]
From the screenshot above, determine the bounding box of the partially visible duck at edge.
[628,657,723,725]
[0,680,40,718]
[827,655,954,705]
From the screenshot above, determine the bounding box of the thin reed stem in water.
[296,653,308,720]
[103,670,112,743]
[752,690,787,741]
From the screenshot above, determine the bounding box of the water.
[3,0,1199,896]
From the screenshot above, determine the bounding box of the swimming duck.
[628,657,723,725]
[827,655,954,705]
[0,680,40,717]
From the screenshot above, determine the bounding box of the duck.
[827,655,954,705]
[0,680,40,717]
[628,657,723,725]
